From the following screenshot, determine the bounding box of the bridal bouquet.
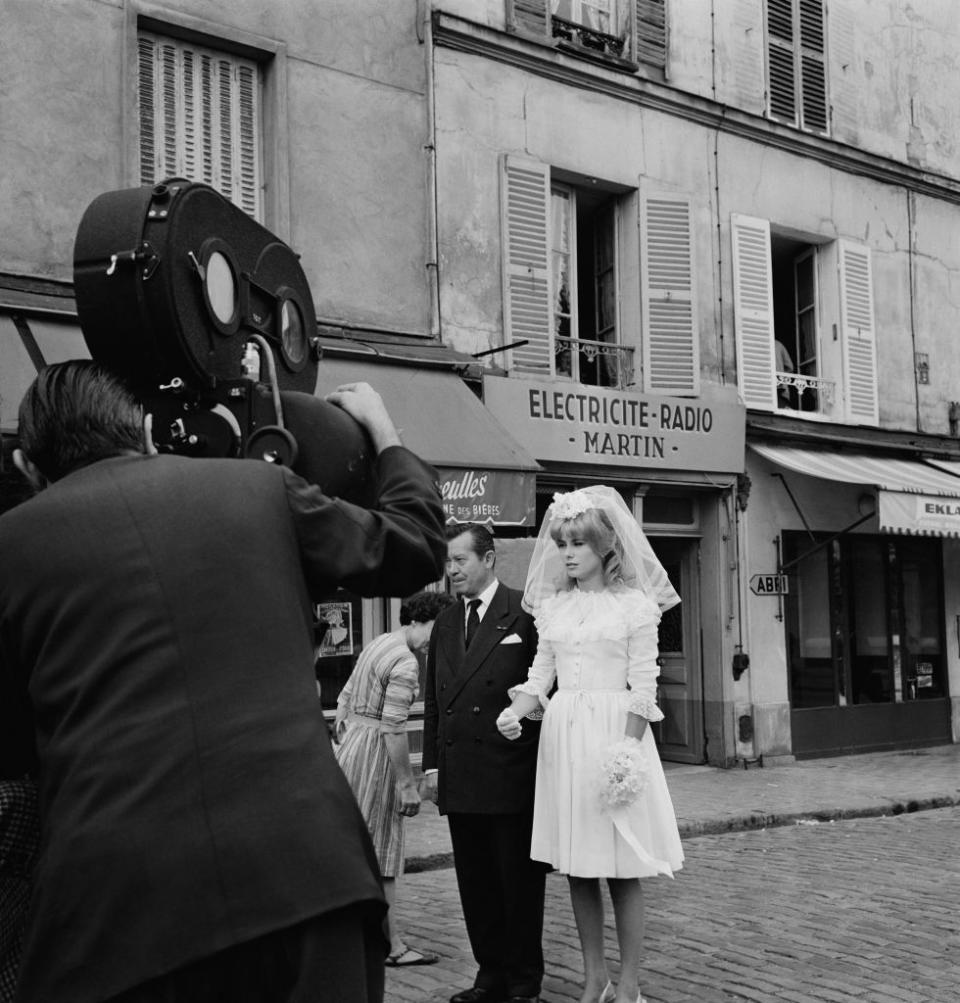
[597,738,649,811]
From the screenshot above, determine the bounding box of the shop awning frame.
[750,443,960,538]
[315,359,540,526]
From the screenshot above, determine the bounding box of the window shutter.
[798,0,827,132]
[236,64,260,217]
[766,0,796,124]
[138,36,158,184]
[838,241,878,425]
[731,214,776,410]
[501,155,553,377]
[640,191,699,395]
[506,0,551,37]
[138,32,262,220]
[634,0,667,68]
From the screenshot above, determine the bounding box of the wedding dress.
[511,587,684,878]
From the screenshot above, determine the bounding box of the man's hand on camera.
[325,382,402,454]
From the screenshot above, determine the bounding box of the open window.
[551,183,625,386]
[506,0,667,70]
[501,156,635,388]
[501,156,699,395]
[732,214,878,424]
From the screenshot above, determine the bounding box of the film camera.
[73,178,374,502]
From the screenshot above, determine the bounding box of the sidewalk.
[404,742,960,872]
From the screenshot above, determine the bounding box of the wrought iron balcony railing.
[551,16,625,58]
[776,371,836,413]
[555,336,635,389]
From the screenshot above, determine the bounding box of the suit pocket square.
[500,634,523,644]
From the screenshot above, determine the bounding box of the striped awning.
[750,443,960,537]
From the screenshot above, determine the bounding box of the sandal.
[386,946,439,967]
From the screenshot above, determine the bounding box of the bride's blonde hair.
[549,507,626,587]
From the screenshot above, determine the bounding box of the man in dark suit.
[421,524,545,1003]
[0,361,445,1003]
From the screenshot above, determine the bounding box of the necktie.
[465,599,481,648]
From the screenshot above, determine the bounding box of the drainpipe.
[418,0,442,341]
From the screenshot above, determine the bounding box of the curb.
[403,794,960,874]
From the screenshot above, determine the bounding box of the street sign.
[750,573,789,596]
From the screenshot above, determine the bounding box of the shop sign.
[750,573,789,596]
[483,376,745,473]
[437,467,536,527]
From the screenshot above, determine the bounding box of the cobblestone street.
[387,806,960,1003]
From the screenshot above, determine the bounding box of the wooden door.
[649,536,704,763]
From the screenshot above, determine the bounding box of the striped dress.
[334,632,419,877]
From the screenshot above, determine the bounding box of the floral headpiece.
[549,489,596,521]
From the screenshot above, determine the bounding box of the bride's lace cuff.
[508,681,548,720]
[627,692,664,722]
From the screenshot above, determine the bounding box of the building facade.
[3,0,960,765]
[429,0,960,764]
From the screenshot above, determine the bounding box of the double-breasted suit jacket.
[422,583,539,814]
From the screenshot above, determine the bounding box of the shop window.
[783,533,946,709]
[502,155,699,395]
[313,593,365,710]
[765,0,828,134]
[506,0,668,70]
[732,215,878,425]
[138,30,263,220]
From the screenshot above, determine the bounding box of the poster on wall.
[315,601,354,658]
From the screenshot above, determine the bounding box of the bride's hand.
[496,707,522,740]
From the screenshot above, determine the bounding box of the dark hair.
[445,522,495,559]
[18,361,144,482]
[399,590,457,625]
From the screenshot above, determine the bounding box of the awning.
[314,359,540,527]
[750,443,960,537]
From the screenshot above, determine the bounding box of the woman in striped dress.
[334,590,455,966]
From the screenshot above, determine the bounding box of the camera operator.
[0,360,446,1003]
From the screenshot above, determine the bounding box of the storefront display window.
[314,592,365,710]
[784,533,946,708]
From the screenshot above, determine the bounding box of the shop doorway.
[649,537,704,763]
[783,532,952,756]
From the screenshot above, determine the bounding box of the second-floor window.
[550,185,621,386]
[138,31,263,219]
[765,0,828,134]
[501,154,700,396]
[732,214,878,425]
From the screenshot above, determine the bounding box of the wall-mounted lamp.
[858,492,876,517]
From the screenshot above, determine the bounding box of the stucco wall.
[1,0,434,335]
[434,43,960,436]
[437,0,960,181]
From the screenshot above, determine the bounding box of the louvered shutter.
[138,32,262,220]
[731,214,776,410]
[766,0,796,124]
[798,0,827,132]
[634,0,667,68]
[506,0,551,37]
[838,241,878,425]
[640,191,698,395]
[501,155,553,377]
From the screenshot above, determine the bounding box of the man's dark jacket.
[422,583,540,814]
[0,446,444,1003]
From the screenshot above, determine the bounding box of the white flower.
[597,738,649,811]
[550,489,595,521]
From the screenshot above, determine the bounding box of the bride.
[497,486,684,1003]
